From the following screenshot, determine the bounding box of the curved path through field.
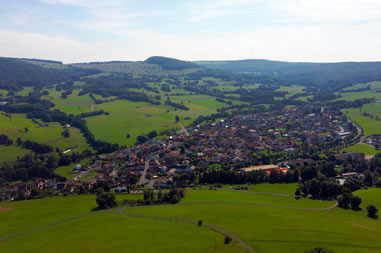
[0,193,338,252]
[107,209,256,253]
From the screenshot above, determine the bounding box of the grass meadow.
[0,112,91,154]
[344,102,381,136]
[0,186,380,253]
[341,144,381,155]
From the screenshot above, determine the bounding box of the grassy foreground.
[1,186,380,253]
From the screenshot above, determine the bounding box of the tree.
[304,247,334,253]
[62,129,70,138]
[198,219,202,226]
[126,133,130,139]
[366,204,378,218]
[25,127,28,132]
[351,196,362,210]
[224,236,232,244]
[96,192,117,209]
[175,115,179,122]
[337,192,352,209]
[363,170,373,186]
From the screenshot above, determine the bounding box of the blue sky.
[1,0,381,63]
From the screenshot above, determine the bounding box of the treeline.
[81,73,160,104]
[121,188,186,206]
[165,100,189,110]
[16,138,53,154]
[26,109,119,153]
[216,98,232,105]
[80,110,107,118]
[0,149,92,185]
[199,168,298,185]
[0,135,13,145]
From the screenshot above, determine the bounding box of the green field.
[0,193,244,253]
[336,81,381,101]
[0,144,30,164]
[0,112,92,153]
[341,144,381,155]
[249,183,298,195]
[1,187,380,253]
[123,189,381,253]
[276,85,305,99]
[42,88,93,115]
[86,94,230,146]
[345,102,381,136]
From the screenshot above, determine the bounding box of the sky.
[1,0,381,63]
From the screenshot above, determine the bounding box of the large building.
[240,164,279,173]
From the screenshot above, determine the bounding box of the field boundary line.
[107,209,255,253]
[0,213,96,243]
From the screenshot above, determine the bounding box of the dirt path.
[107,209,256,253]
[0,207,11,212]
[0,196,337,246]
[178,122,189,136]
[0,213,95,243]
[221,189,297,198]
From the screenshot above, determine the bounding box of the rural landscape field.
[2,0,381,253]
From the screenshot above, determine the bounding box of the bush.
[224,236,232,244]
[351,196,362,210]
[96,192,117,209]
[366,204,378,218]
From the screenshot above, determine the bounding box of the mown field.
[344,102,381,136]
[0,112,91,155]
[335,81,381,101]
[341,144,381,155]
[0,186,380,253]
[85,94,231,146]
[123,189,381,253]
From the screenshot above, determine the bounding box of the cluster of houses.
[1,105,358,199]
[365,135,381,150]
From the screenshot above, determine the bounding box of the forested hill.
[0,57,99,91]
[195,59,381,90]
[145,56,199,70]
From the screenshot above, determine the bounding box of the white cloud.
[0,30,92,63]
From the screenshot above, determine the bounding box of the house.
[240,164,279,173]
[73,164,82,171]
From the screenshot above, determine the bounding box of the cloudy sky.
[1,0,381,63]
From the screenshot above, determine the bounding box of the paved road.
[138,160,150,186]
[108,209,256,253]
[177,122,189,136]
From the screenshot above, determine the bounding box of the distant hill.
[0,57,99,91]
[145,56,199,70]
[195,59,381,90]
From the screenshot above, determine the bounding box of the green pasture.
[43,88,93,115]
[276,85,305,99]
[345,103,381,136]
[0,194,143,239]
[0,212,244,253]
[336,81,381,101]
[85,100,179,146]
[249,183,298,195]
[86,94,231,145]
[124,188,381,253]
[0,113,91,153]
[222,183,298,195]
[1,187,380,253]
[0,145,30,164]
[341,144,381,155]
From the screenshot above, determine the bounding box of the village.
[1,105,361,199]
